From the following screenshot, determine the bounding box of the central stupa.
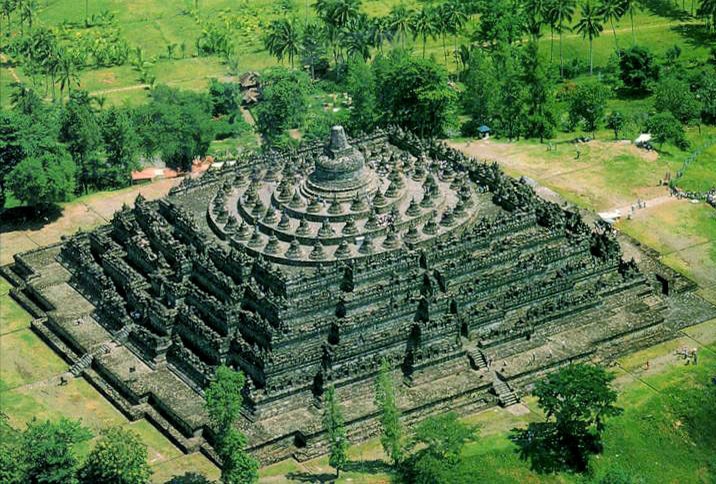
[303,126,379,202]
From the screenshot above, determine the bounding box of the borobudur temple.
[5,126,715,464]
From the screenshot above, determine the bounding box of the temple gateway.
[6,126,715,464]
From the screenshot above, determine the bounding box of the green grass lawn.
[0,278,221,482]
[259,319,716,483]
[676,141,716,193]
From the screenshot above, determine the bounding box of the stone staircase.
[464,339,489,370]
[69,343,113,377]
[70,353,94,377]
[492,375,519,407]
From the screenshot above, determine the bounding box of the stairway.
[464,339,489,370]
[114,324,133,342]
[69,353,94,377]
[492,376,519,407]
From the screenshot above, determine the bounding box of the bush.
[619,46,659,94]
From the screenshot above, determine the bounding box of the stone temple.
[5,126,715,464]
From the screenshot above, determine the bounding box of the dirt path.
[0,53,22,83]
[0,178,180,265]
[91,84,149,95]
[240,106,263,146]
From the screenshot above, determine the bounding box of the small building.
[635,133,652,148]
[478,125,491,139]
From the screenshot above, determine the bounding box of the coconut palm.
[1,0,17,25]
[598,0,626,52]
[57,50,79,99]
[389,3,414,48]
[524,0,548,41]
[622,0,639,44]
[544,0,559,63]
[342,15,373,61]
[576,0,604,74]
[264,18,302,69]
[549,0,577,77]
[444,0,469,68]
[369,16,394,52]
[698,0,716,31]
[411,8,437,57]
[18,0,37,33]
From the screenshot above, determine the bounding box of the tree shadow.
[165,472,213,484]
[510,422,600,474]
[285,471,337,483]
[671,24,716,50]
[342,459,392,474]
[0,204,62,233]
[639,0,692,21]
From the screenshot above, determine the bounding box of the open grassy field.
[0,276,221,483]
[1,0,711,109]
[258,318,716,483]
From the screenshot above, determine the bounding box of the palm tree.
[544,0,559,63]
[18,0,38,34]
[550,0,577,77]
[698,0,716,31]
[525,0,547,41]
[411,8,437,57]
[1,0,17,25]
[57,50,79,99]
[342,15,372,61]
[369,16,394,53]
[444,1,469,69]
[622,0,639,44]
[598,0,626,52]
[264,18,302,69]
[389,3,414,48]
[576,0,604,74]
[433,4,451,63]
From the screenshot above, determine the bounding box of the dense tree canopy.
[20,418,92,484]
[204,366,258,484]
[79,426,152,484]
[374,50,456,137]
[254,67,311,145]
[511,364,621,473]
[135,85,215,171]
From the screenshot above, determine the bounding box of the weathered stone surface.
[6,126,715,467]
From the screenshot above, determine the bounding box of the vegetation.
[323,386,348,478]
[374,359,404,466]
[204,365,258,484]
[79,426,152,483]
[511,363,622,473]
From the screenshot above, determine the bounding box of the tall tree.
[57,49,80,99]
[369,16,394,53]
[254,68,311,143]
[389,3,415,48]
[567,81,609,137]
[374,50,457,137]
[134,85,215,171]
[19,418,91,483]
[264,18,302,69]
[444,0,469,68]
[101,107,141,188]
[79,427,152,484]
[59,90,102,190]
[342,14,373,62]
[301,21,327,79]
[323,386,348,478]
[401,413,477,484]
[511,364,622,473]
[549,0,577,77]
[575,0,604,75]
[623,0,639,44]
[374,359,404,466]
[346,58,379,133]
[205,366,258,484]
[411,8,437,58]
[522,42,559,142]
[598,0,626,53]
